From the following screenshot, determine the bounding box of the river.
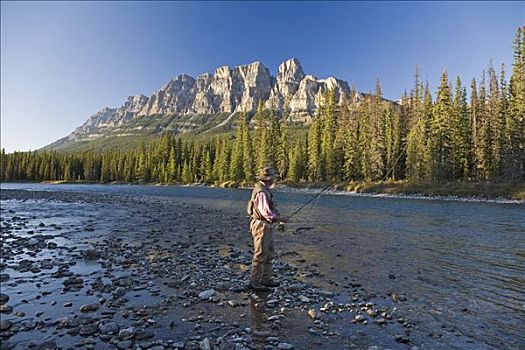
[1,183,524,350]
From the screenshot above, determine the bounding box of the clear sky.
[1,1,523,152]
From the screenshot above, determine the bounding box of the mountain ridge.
[45,58,370,151]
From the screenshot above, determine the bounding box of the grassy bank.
[282,180,525,201]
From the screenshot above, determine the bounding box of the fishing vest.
[247,182,277,222]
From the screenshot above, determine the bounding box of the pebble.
[83,249,101,260]
[80,303,99,312]
[99,321,120,335]
[118,326,136,340]
[0,293,9,304]
[0,320,12,331]
[31,340,56,349]
[395,334,410,343]
[278,343,293,349]
[63,276,84,287]
[117,340,133,349]
[199,337,211,350]
[0,304,13,314]
[355,315,365,323]
[27,238,39,246]
[135,328,154,340]
[375,318,386,325]
[198,289,216,300]
[307,309,317,319]
[253,330,271,337]
[298,295,311,303]
[0,274,10,282]
[79,324,99,336]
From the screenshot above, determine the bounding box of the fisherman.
[247,166,288,291]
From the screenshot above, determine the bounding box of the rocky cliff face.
[68,58,360,140]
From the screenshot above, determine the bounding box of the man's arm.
[254,192,285,223]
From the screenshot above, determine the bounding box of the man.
[247,166,288,291]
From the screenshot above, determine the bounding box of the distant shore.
[26,179,525,202]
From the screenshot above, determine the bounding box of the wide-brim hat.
[256,166,279,181]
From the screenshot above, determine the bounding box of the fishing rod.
[277,184,333,232]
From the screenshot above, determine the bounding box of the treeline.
[1,27,524,185]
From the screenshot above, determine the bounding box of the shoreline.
[5,179,525,203]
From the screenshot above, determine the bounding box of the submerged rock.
[83,249,101,260]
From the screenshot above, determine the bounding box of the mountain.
[44,58,365,151]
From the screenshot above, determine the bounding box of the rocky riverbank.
[0,189,467,350]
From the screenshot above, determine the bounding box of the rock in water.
[80,303,99,312]
[355,315,365,323]
[0,293,9,305]
[0,320,12,331]
[198,289,216,300]
[0,304,13,314]
[0,274,10,282]
[83,249,101,260]
[27,238,39,246]
[278,343,293,350]
[63,277,84,287]
[375,318,386,325]
[118,327,136,340]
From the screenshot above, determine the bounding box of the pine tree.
[241,114,255,181]
[477,72,491,180]
[488,64,503,178]
[307,110,322,182]
[277,107,290,180]
[429,70,454,182]
[339,98,361,181]
[470,78,481,179]
[452,76,471,179]
[229,118,244,181]
[320,89,338,181]
[506,26,525,180]
[406,65,427,181]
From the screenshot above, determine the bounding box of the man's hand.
[278,216,289,224]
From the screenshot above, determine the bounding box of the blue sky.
[1,1,523,152]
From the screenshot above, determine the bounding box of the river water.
[2,183,524,350]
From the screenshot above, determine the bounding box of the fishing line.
[278,184,333,232]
